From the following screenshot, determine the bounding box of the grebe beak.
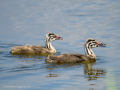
[55,36,63,40]
[97,42,106,47]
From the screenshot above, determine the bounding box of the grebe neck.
[84,42,96,59]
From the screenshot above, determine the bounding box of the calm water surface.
[0,0,120,90]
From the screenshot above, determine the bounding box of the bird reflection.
[10,51,61,59]
[46,61,107,80]
[46,74,59,78]
[11,53,107,80]
[84,63,107,81]
[11,53,52,58]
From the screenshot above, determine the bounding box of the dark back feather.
[11,45,51,54]
[46,54,95,63]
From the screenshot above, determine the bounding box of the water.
[0,0,120,90]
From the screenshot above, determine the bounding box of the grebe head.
[45,33,63,42]
[45,33,63,50]
[85,38,106,49]
[84,38,106,56]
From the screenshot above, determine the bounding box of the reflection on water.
[45,61,83,70]
[9,51,107,81]
[10,51,61,60]
[46,60,106,81]
[84,63,107,81]
[46,74,59,78]
[11,53,51,58]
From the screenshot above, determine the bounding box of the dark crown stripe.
[48,33,54,36]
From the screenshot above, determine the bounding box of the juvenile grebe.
[46,38,106,63]
[10,33,63,54]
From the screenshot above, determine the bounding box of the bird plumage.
[46,38,106,63]
[10,33,63,54]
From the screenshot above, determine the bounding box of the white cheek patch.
[50,37,56,41]
[93,44,98,48]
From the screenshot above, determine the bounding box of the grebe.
[46,38,106,63]
[10,33,63,54]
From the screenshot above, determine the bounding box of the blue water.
[0,0,120,90]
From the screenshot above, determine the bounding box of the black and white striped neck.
[84,39,96,59]
[45,41,56,53]
[44,33,56,53]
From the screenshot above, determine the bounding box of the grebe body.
[10,33,63,54]
[46,38,106,63]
